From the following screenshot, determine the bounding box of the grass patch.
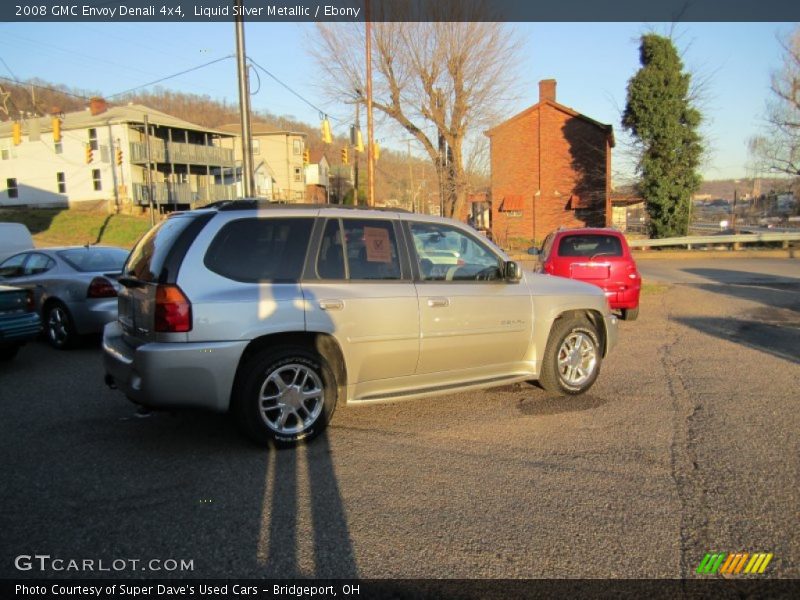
[641,281,670,295]
[0,208,151,249]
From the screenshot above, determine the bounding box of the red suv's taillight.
[154,284,192,333]
[87,276,118,298]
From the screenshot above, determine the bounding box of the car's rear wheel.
[621,306,639,321]
[45,302,76,350]
[234,348,338,447]
[0,344,20,361]
[539,316,601,395]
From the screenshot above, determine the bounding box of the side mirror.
[527,246,540,256]
[504,261,522,282]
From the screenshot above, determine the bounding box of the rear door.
[555,233,626,299]
[302,216,419,384]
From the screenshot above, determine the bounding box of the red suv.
[532,228,641,320]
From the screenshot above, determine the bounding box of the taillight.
[626,263,640,280]
[87,277,117,298]
[154,284,192,333]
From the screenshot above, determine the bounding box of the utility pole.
[353,102,359,205]
[365,0,375,207]
[235,0,255,198]
[405,138,415,212]
[143,114,155,226]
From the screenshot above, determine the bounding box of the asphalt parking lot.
[1,258,798,580]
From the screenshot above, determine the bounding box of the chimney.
[539,79,556,103]
[89,96,108,116]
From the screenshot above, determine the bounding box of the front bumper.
[603,312,619,357]
[102,321,248,412]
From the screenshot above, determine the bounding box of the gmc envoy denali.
[103,202,618,446]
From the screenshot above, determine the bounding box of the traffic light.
[85,144,93,164]
[303,148,310,165]
[341,147,349,165]
[115,148,123,166]
[52,118,61,143]
[321,117,332,144]
[373,142,381,162]
[12,122,22,145]
[354,128,364,153]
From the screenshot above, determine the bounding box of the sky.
[0,20,795,183]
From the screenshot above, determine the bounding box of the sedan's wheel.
[45,302,76,350]
[539,316,601,395]
[235,348,337,447]
[621,306,639,321]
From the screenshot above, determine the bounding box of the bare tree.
[311,14,520,218]
[750,27,800,179]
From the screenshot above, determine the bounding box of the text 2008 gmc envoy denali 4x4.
[104,202,617,446]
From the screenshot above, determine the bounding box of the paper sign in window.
[363,227,392,263]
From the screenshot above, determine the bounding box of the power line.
[247,57,344,124]
[108,55,235,99]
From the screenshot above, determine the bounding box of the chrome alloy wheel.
[47,305,70,347]
[258,363,325,435]
[556,332,597,387]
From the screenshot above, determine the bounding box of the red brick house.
[486,79,615,244]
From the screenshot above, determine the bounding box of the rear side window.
[58,247,128,272]
[316,218,402,280]
[204,217,313,282]
[557,234,623,258]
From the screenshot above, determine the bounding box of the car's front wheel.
[234,348,338,447]
[538,315,602,395]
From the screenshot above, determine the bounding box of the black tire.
[538,316,602,395]
[0,344,20,361]
[621,306,639,321]
[233,347,338,447]
[44,301,77,350]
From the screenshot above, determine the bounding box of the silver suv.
[103,202,617,446]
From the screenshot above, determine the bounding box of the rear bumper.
[68,298,118,335]
[102,321,247,412]
[603,313,618,357]
[603,285,640,310]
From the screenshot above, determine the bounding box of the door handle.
[319,299,344,311]
[427,297,450,308]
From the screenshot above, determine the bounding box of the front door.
[407,221,532,376]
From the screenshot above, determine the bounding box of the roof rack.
[208,199,408,213]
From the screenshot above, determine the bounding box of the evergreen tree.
[623,34,703,238]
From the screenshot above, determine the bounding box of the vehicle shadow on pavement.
[674,316,800,365]
[515,393,608,416]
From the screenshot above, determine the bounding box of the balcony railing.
[129,141,234,167]
[132,182,237,206]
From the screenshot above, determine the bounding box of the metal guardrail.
[628,232,800,249]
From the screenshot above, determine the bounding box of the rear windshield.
[124,216,197,283]
[58,247,129,272]
[558,234,624,258]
